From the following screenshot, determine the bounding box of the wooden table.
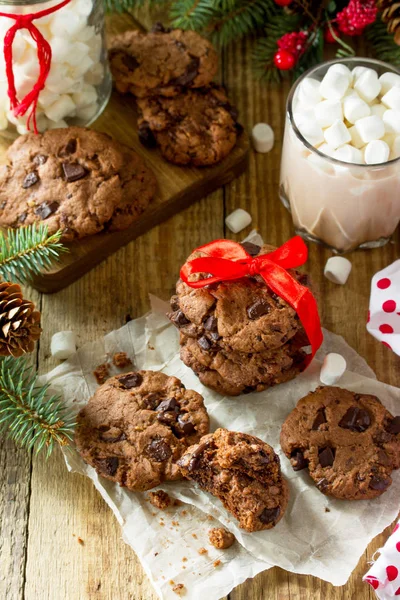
[1,9,399,600]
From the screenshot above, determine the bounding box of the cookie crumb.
[213,560,221,568]
[173,499,182,507]
[192,533,198,539]
[325,507,331,513]
[182,557,187,562]
[208,527,235,549]
[149,490,171,510]
[159,521,165,527]
[172,520,179,527]
[148,343,155,351]
[112,352,132,368]
[181,510,187,516]
[77,537,84,546]
[172,583,185,595]
[198,547,208,555]
[93,363,109,385]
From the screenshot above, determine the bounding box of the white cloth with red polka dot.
[363,521,400,598]
[367,260,400,354]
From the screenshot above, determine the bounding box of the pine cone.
[377,0,400,45]
[0,282,41,357]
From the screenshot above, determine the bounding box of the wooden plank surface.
[1,9,399,600]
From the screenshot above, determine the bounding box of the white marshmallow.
[317,143,336,158]
[391,136,400,159]
[76,25,96,43]
[349,125,364,149]
[50,331,77,360]
[293,106,315,125]
[334,144,363,164]
[298,77,322,106]
[297,118,324,146]
[324,119,351,149]
[381,86,400,110]
[379,72,400,96]
[225,209,252,233]
[47,119,68,129]
[354,70,381,103]
[71,54,94,78]
[370,103,387,119]
[320,353,347,385]
[364,140,390,164]
[38,88,59,108]
[51,37,72,63]
[330,63,353,85]
[75,0,92,17]
[383,109,400,134]
[324,256,352,285]
[352,66,371,83]
[251,123,274,153]
[45,95,76,122]
[354,115,385,143]
[315,100,343,128]
[320,69,349,100]
[85,62,104,85]
[49,11,85,38]
[75,102,98,121]
[343,95,370,124]
[72,83,97,108]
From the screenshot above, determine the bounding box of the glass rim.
[0,0,58,5]
[287,57,400,169]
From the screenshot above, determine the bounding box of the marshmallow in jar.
[280,59,400,254]
[0,0,111,137]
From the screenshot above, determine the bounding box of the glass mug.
[280,58,400,254]
[0,0,112,138]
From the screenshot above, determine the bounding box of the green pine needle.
[0,356,75,457]
[0,224,66,285]
[366,17,400,67]
[253,12,300,82]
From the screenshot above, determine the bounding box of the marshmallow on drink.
[364,140,390,165]
[315,100,342,128]
[381,86,400,110]
[383,109,400,134]
[379,72,400,95]
[324,119,351,149]
[354,115,385,144]
[343,95,370,124]
[297,77,321,106]
[392,136,400,159]
[354,69,381,103]
[320,67,349,100]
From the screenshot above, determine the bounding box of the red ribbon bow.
[0,0,72,134]
[180,237,323,364]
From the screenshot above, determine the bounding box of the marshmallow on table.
[383,109,400,134]
[354,69,381,103]
[314,100,342,128]
[379,71,400,95]
[50,331,77,360]
[320,353,347,386]
[251,123,274,153]
[324,256,352,285]
[381,86,400,110]
[324,119,351,149]
[364,140,390,165]
[343,95,370,124]
[320,67,349,100]
[225,209,252,233]
[354,115,385,143]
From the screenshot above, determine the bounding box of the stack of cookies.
[109,24,240,167]
[0,127,156,240]
[168,241,310,396]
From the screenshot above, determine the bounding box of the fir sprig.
[366,17,400,67]
[0,356,75,457]
[253,12,300,82]
[0,224,66,285]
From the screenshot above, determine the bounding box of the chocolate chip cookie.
[137,85,239,166]
[0,127,156,240]
[109,25,218,98]
[180,331,307,396]
[280,386,400,500]
[178,428,289,532]
[75,370,210,492]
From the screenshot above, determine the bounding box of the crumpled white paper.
[40,298,400,600]
[367,259,400,354]
[363,520,400,599]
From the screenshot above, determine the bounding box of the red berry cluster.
[274,31,308,70]
[336,0,377,36]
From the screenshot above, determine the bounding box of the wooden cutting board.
[0,16,249,293]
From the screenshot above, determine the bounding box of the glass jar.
[280,58,400,254]
[0,0,111,138]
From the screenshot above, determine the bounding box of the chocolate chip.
[0,201,6,210]
[188,439,215,471]
[147,439,172,462]
[122,54,139,71]
[18,212,27,223]
[221,102,239,122]
[177,415,195,435]
[319,447,335,468]
[22,171,39,188]
[169,310,190,328]
[312,408,327,430]
[99,428,126,443]
[143,393,161,409]
[157,398,179,413]
[247,299,270,320]
[170,57,199,87]
[339,406,371,433]
[34,201,59,220]
[157,411,177,425]
[203,316,218,332]
[138,121,157,148]
[62,162,87,182]
[118,372,142,389]
[33,154,47,165]
[370,475,390,491]
[240,242,261,256]
[151,22,171,33]
[63,139,77,155]
[198,336,212,351]
[170,296,180,312]
[291,449,308,471]
[387,416,400,434]
[257,450,270,464]
[259,506,280,524]
[95,457,119,476]
[209,331,220,342]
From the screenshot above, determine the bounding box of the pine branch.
[0,356,75,457]
[366,17,400,67]
[294,28,324,79]
[0,224,66,285]
[170,0,216,31]
[104,0,165,14]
